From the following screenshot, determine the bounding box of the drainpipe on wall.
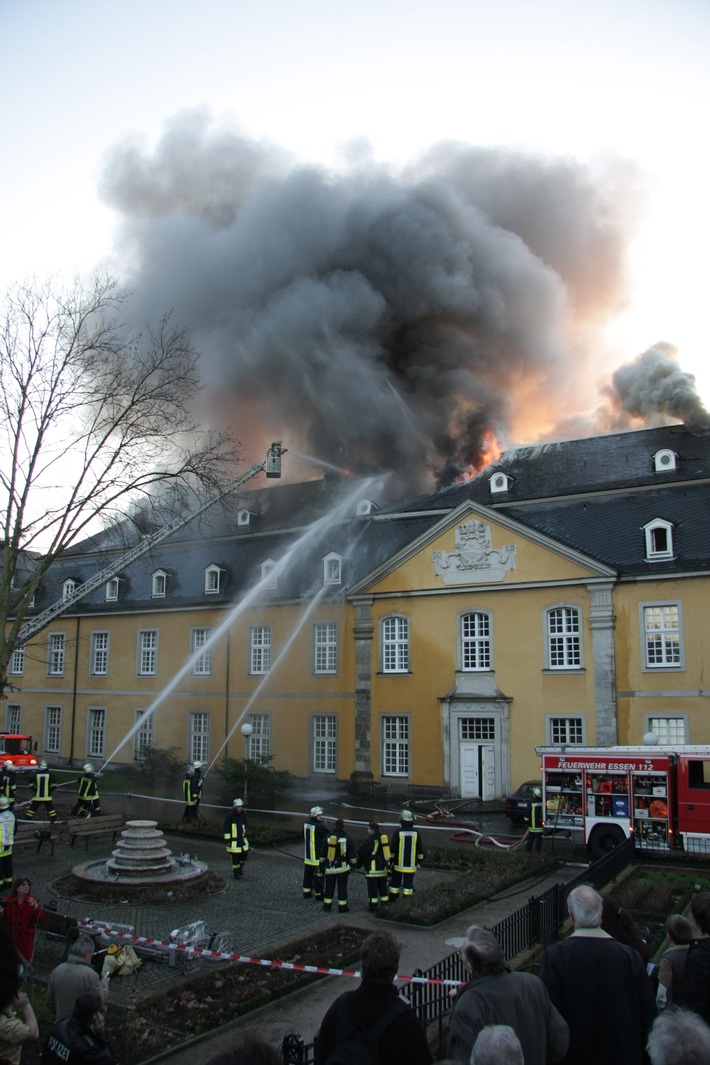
[224,630,231,763]
[68,615,80,767]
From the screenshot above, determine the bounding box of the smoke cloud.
[100,110,670,491]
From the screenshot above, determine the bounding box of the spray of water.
[289,451,352,476]
[99,474,383,770]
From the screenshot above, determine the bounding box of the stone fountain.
[72,820,208,889]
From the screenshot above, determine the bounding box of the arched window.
[460,611,492,670]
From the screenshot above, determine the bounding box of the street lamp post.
[240,722,253,803]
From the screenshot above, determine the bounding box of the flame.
[458,431,503,482]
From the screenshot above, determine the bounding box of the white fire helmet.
[83,763,94,774]
[193,761,203,770]
[3,761,12,770]
[400,809,414,822]
[532,787,542,798]
[310,806,324,817]
[233,798,244,808]
[0,796,9,810]
[39,761,48,770]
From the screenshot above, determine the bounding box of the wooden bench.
[13,826,55,857]
[67,813,125,849]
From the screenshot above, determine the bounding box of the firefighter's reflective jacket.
[357,833,391,878]
[390,826,424,873]
[304,817,329,866]
[223,811,250,854]
[31,770,55,802]
[0,770,16,808]
[77,773,99,801]
[182,775,198,807]
[0,811,15,856]
[321,831,357,875]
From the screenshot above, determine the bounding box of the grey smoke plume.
[101,110,642,490]
[607,343,710,431]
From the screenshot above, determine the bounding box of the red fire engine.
[535,745,710,859]
[0,733,38,772]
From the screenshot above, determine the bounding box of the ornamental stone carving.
[433,518,516,585]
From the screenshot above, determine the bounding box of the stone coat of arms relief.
[432,518,516,585]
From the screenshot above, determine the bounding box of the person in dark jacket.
[0,763,16,811]
[71,764,101,818]
[25,762,57,821]
[447,926,568,1065]
[357,822,392,913]
[303,807,329,900]
[388,809,424,902]
[223,798,249,878]
[656,914,693,1010]
[320,818,356,914]
[539,884,657,1065]
[523,787,543,853]
[685,891,710,1022]
[182,767,199,822]
[315,930,431,1065]
[41,991,115,1064]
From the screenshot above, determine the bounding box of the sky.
[1,0,709,484]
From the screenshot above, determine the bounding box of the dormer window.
[204,564,223,594]
[105,577,121,602]
[654,449,677,473]
[644,519,674,561]
[151,570,167,598]
[323,552,342,586]
[489,472,511,495]
[356,499,379,516]
[237,509,253,527]
[261,559,277,589]
[62,579,77,600]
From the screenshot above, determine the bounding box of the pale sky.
[2,0,709,405]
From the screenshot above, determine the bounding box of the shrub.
[133,744,183,783]
[215,755,295,808]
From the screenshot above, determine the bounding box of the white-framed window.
[133,709,154,760]
[641,602,684,670]
[62,579,77,600]
[314,622,337,674]
[48,633,66,676]
[645,715,688,744]
[189,711,210,764]
[461,612,492,671]
[250,625,271,674]
[323,553,342,586]
[382,715,410,777]
[261,559,277,589]
[138,630,158,676]
[5,704,21,732]
[246,714,271,762]
[547,716,585,745]
[90,632,109,676]
[87,707,106,759]
[191,628,212,676]
[643,519,674,561]
[381,616,410,673]
[45,706,62,754]
[8,647,24,676]
[204,565,223,594]
[545,606,582,670]
[105,577,120,602]
[313,714,337,773]
[460,717,495,740]
[151,570,167,598]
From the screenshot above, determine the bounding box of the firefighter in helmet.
[223,798,249,878]
[71,763,102,818]
[0,762,16,812]
[357,821,392,912]
[191,761,204,816]
[303,806,329,900]
[0,795,15,889]
[524,786,544,853]
[320,818,357,914]
[388,808,424,901]
[182,766,199,822]
[25,762,57,821]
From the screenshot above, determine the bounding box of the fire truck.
[535,745,710,859]
[0,733,38,771]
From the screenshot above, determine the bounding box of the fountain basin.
[72,819,209,887]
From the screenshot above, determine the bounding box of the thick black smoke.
[607,343,710,431]
[101,110,641,490]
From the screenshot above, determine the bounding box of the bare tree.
[0,272,239,698]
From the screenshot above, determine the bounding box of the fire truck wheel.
[589,824,626,860]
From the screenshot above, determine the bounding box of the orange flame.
[458,431,503,482]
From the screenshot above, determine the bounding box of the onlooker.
[646,1006,710,1065]
[656,914,693,1010]
[303,807,329,900]
[46,935,109,1021]
[206,1038,282,1064]
[538,884,657,1064]
[601,893,658,990]
[447,926,568,1065]
[357,822,392,913]
[315,930,431,1065]
[470,1024,524,1065]
[0,915,22,1011]
[0,990,39,1064]
[2,877,45,967]
[523,787,543,853]
[320,818,357,914]
[685,891,710,1022]
[223,798,249,879]
[388,810,424,902]
[41,990,115,1064]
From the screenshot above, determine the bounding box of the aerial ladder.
[15,442,286,645]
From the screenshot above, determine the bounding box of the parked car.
[505,780,542,824]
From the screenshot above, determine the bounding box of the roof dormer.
[204,564,224,594]
[643,518,675,561]
[356,499,380,516]
[489,472,512,495]
[237,508,254,527]
[654,449,677,473]
[151,569,168,598]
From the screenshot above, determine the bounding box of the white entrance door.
[460,742,497,799]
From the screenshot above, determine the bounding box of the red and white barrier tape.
[78,922,463,986]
